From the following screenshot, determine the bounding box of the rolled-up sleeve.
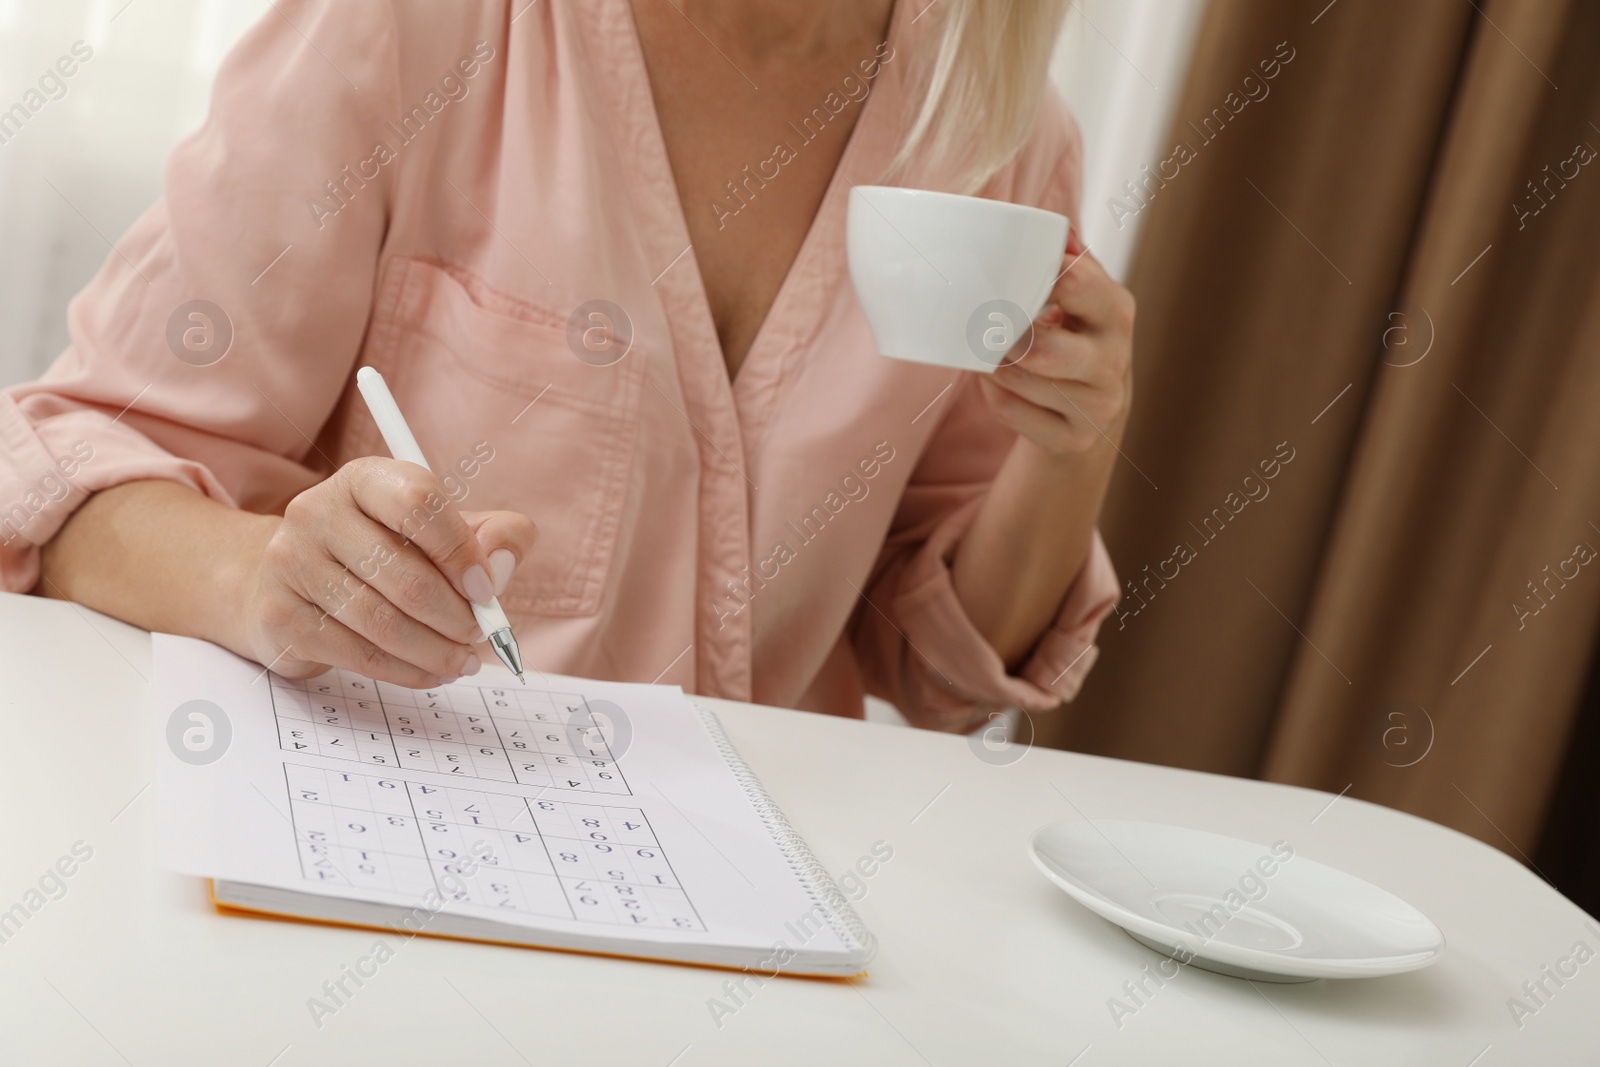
[0,0,399,592]
[852,376,1120,731]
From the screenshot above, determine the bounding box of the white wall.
[0,0,1204,392]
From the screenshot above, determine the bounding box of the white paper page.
[153,635,850,958]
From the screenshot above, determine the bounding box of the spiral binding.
[695,704,873,955]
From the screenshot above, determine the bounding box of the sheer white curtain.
[0,0,1204,385]
[1053,0,1209,283]
[0,0,267,387]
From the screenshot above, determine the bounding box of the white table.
[0,591,1593,1065]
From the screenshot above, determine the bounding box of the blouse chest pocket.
[360,257,643,617]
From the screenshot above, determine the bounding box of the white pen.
[354,366,526,684]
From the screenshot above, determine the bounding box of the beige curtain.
[1046,0,1600,881]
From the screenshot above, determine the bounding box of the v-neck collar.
[563,0,919,700]
[604,0,913,438]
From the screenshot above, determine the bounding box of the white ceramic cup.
[846,186,1069,374]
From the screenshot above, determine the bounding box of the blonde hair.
[890,0,1071,194]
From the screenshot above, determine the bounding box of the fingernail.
[463,564,494,605]
[489,548,516,595]
[462,654,482,677]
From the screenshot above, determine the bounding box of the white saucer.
[1029,820,1444,982]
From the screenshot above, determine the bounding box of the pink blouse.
[0,0,1117,728]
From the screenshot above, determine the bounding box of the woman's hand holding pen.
[236,457,539,688]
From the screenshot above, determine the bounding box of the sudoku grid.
[285,764,704,931]
[269,670,630,795]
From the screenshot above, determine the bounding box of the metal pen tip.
[487,626,525,684]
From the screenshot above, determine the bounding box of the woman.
[0,0,1130,731]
